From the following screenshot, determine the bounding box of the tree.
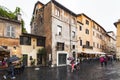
[37,48,47,56]
[0,6,16,19]
[21,19,27,33]
[14,7,20,15]
[37,48,47,65]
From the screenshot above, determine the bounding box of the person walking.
[2,59,6,67]
[100,57,105,67]
[3,62,16,79]
[104,56,108,67]
[70,59,75,72]
[74,59,80,70]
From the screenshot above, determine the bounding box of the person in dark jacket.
[3,62,16,79]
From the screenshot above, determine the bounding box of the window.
[39,15,43,24]
[37,37,45,46]
[80,40,82,46]
[86,20,89,25]
[100,44,102,49]
[97,43,99,48]
[6,26,15,38]
[36,9,38,15]
[93,24,95,29]
[79,26,82,31]
[57,25,62,35]
[20,36,31,45]
[93,42,95,47]
[85,29,89,34]
[72,45,75,49]
[56,42,64,51]
[34,25,38,34]
[55,8,60,17]
[100,35,102,39]
[93,31,95,36]
[97,27,99,31]
[72,31,75,38]
[96,33,99,38]
[86,41,90,47]
[71,17,75,24]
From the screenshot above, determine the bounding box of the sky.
[0,0,119,34]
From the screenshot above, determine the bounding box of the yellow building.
[77,14,93,58]
[76,13,114,59]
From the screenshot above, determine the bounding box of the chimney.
[17,13,21,21]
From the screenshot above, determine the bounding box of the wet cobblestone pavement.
[1,61,120,80]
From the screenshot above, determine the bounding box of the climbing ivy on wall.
[0,6,17,20]
[0,6,27,33]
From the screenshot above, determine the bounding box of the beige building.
[0,16,22,60]
[20,33,45,66]
[31,0,77,66]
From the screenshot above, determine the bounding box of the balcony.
[82,45,93,49]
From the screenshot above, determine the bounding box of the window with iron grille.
[37,37,45,47]
[56,42,64,51]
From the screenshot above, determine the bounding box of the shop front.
[57,51,68,66]
[77,51,106,61]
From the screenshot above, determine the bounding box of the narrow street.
[1,61,120,80]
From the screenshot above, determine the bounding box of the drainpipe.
[69,15,72,57]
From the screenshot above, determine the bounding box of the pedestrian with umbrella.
[3,55,19,79]
[70,59,75,72]
[99,55,105,67]
[7,55,20,63]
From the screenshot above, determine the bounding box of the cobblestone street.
[1,61,120,80]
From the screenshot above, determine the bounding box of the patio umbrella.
[7,55,20,62]
[0,46,10,52]
[67,57,74,60]
[100,55,105,57]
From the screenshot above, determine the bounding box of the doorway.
[37,54,42,65]
[22,54,28,67]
